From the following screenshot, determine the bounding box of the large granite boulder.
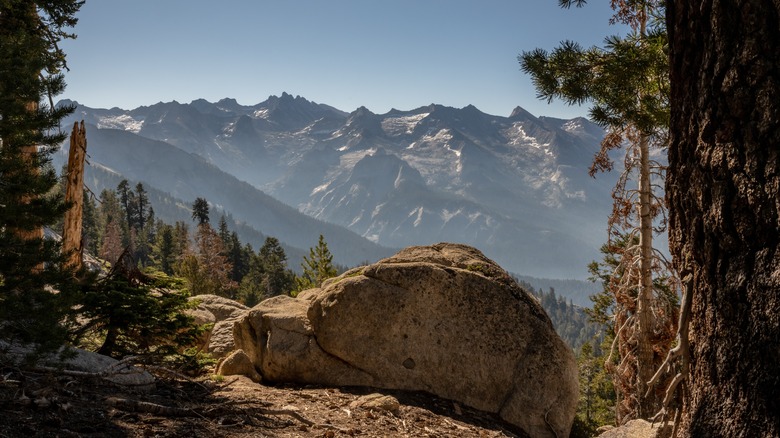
[234,243,578,438]
[187,294,248,358]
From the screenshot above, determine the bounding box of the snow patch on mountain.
[96,114,144,133]
[423,128,454,144]
[562,119,583,133]
[381,113,429,136]
[505,123,552,156]
[441,208,462,223]
[410,206,424,227]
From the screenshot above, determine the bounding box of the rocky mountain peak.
[58,96,611,279]
[509,106,537,121]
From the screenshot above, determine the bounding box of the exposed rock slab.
[61,347,155,390]
[234,243,578,438]
[216,349,261,382]
[597,419,672,438]
[187,294,248,358]
[0,341,154,390]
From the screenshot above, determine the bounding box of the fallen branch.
[32,364,145,380]
[140,364,209,391]
[105,396,315,426]
[106,396,194,417]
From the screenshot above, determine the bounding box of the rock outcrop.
[0,341,155,390]
[234,243,578,438]
[187,294,248,358]
[597,419,672,438]
[216,349,262,382]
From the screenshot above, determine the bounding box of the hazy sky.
[60,0,627,119]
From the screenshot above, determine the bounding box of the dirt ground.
[0,366,528,437]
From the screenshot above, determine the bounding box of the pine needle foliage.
[519,0,678,422]
[294,234,337,294]
[70,251,208,370]
[519,1,669,166]
[0,0,84,357]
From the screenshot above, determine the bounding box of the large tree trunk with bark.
[667,1,780,436]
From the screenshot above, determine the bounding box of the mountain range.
[56,93,615,281]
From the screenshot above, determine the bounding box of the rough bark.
[62,121,87,270]
[17,101,45,242]
[667,1,780,436]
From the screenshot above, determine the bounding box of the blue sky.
[60,0,626,119]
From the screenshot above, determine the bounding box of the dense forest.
[58,179,305,307]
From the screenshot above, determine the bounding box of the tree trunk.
[62,121,87,270]
[667,1,780,436]
[636,132,656,419]
[17,101,44,242]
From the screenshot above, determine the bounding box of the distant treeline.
[515,277,602,352]
[514,274,600,307]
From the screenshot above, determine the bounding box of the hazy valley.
[55,93,614,301]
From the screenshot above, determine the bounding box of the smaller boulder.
[597,419,672,438]
[0,341,155,391]
[350,394,401,415]
[209,318,241,358]
[63,348,155,391]
[187,294,249,358]
[216,349,261,382]
[189,294,249,321]
[187,308,216,327]
[186,308,216,350]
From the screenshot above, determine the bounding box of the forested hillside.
[519,280,602,352]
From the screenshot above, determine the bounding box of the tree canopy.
[0,0,84,354]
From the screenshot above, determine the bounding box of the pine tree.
[176,224,236,297]
[238,252,265,307]
[96,189,126,265]
[134,182,148,231]
[191,197,209,226]
[0,0,84,354]
[294,234,337,293]
[81,189,99,256]
[520,1,678,421]
[99,218,124,265]
[575,342,616,433]
[259,237,294,298]
[73,256,204,364]
[150,222,176,275]
[227,232,249,283]
[172,221,190,260]
[217,215,231,248]
[587,235,677,423]
[116,179,135,230]
[238,237,294,306]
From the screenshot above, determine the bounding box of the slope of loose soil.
[0,368,527,437]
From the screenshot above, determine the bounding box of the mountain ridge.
[60,95,615,279]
